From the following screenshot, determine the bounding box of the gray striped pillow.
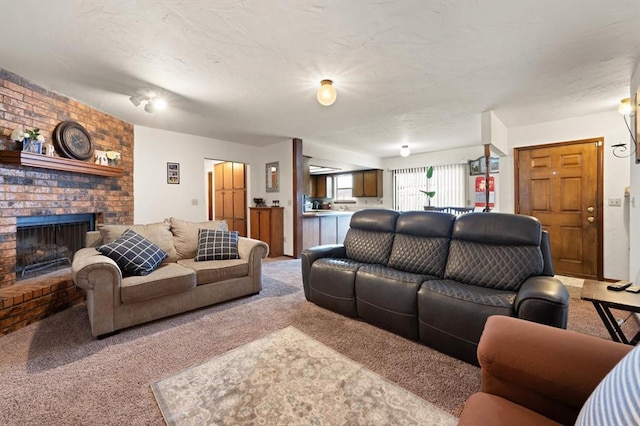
[575,344,640,425]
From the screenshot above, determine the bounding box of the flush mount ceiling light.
[317,79,337,106]
[129,91,167,113]
[400,145,411,157]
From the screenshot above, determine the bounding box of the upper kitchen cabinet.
[310,175,333,198]
[352,169,383,197]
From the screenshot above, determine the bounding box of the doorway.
[515,138,603,280]
[209,161,248,237]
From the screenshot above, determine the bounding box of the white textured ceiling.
[1,0,639,158]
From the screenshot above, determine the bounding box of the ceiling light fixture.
[317,79,337,106]
[618,97,632,115]
[611,97,638,160]
[129,91,167,113]
[400,145,411,157]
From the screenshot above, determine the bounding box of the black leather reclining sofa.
[301,209,569,365]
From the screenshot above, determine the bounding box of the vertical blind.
[392,164,468,211]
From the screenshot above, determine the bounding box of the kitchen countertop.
[302,210,354,217]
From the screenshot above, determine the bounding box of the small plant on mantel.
[419,166,436,209]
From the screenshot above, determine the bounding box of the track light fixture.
[612,97,638,160]
[129,91,167,113]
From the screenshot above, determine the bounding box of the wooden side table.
[580,279,640,345]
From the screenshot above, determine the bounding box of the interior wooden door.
[515,138,603,280]
[214,162,247,236]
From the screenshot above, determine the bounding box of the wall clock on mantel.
[53,121,94,161]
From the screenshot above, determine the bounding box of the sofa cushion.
[178,258,248,286]
[355,264,429,339]
[418,279,516,365]
[99,221,177,263]
[388,211,455,276]
[120,262,196,304]
[170,217,228,259]
[97,229,168,276]
[421,279,517,308]
[343,209,399,265]
[195,229,240,261]
[444,241,543,291]
[452,212,542,246]
[308,258,364,317]
[575,344,640,425]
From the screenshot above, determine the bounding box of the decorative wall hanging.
[167,162,180,184]
[53,121,94,161]
[266,162,279,192]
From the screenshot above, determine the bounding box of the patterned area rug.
[151,326,457,426]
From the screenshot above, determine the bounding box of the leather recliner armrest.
[478,315,631,425]
[514,276,570,328]
[301,244,347,296]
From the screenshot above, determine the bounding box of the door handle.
[587,216,595,223]
[587,206,595,213]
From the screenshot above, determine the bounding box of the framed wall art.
[167,162,180,184]
[266,161,279,192]
[469,156,499,176]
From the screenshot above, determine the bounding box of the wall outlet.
[191,199,198,206]
[608,198,622,207]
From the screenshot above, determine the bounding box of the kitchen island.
[302,211,353,248]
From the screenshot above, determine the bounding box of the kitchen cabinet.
[302,216,320,248]
[337,214,350,243]
[316,175,327,198]
[310,175,333,198]
[319,216,337,245]
[303,213,352,248]
[352,169,383,197]
[249,207,284,257]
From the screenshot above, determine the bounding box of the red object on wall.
[474,176,495,207]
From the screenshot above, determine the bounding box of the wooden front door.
[515,138,603,280]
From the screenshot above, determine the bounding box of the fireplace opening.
[16,214,95,280]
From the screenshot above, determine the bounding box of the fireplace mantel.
[0,151,123,177]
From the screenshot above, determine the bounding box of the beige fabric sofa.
[72,217,269,337]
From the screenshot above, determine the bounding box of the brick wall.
[0,68,134,288]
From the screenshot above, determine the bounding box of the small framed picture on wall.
[167,162,180,184]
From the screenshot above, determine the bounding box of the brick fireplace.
[0,68,134,335]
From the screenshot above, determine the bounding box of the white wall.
[134,126,262,223]
[629,60,640,283]
[250,140,294,256]
[501,110,630,280]
[134,126,297,256]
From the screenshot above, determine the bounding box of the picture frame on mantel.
[167,162,180,184]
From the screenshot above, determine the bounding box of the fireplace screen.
[16,214,94,280]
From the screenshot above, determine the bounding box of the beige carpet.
[0,259,624,425]
[152,326,457,425]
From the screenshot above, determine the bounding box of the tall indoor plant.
[419,166,436,209]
